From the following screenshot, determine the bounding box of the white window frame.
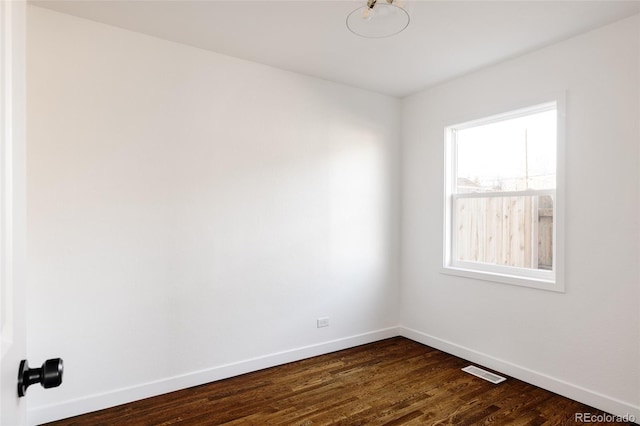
[442,100,565,292]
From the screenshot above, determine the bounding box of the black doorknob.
[17,358,63,397]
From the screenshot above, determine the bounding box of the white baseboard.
[27,327,400,425]
[399,326,640,421]
[29,326,639,425]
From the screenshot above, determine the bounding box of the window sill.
[440,266,564,293]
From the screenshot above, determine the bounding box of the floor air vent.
[462,365,506,384]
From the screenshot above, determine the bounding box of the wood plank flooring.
[45,337,636,425]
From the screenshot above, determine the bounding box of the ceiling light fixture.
[346,0,410,39]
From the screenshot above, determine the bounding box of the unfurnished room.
[0,0,639,424]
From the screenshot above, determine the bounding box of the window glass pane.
[456,109,556,193]
[454,194,553,270]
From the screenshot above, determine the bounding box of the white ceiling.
[30,0,640,97]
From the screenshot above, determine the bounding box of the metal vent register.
[462,365,506,384]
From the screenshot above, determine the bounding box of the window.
[443,102,563,291]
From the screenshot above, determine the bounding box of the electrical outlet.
[317,317,329,328]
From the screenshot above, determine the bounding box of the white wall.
[401,14,640,418]
[26,3,640,424]
[26,6,400,423]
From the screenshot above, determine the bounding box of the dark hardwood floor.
[45,337,636,425]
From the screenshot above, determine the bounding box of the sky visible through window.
[456,109,556,192]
